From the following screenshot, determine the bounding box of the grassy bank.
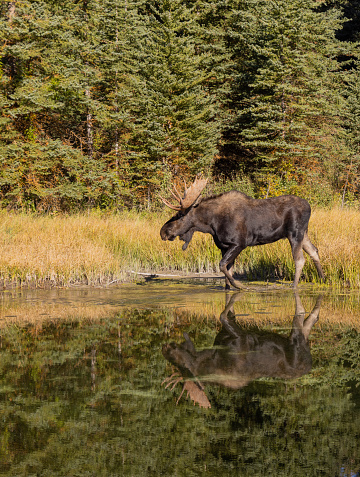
[0,208,360,288]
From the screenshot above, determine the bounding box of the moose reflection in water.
[162,293,322,407]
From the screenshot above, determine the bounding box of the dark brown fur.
[160,191,325,289]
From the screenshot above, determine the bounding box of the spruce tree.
[94,0,148,205]
[341,65,360,204]
[122,0,222,204]
[0,0,120,210]
[222,0,356,198]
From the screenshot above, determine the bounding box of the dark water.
[0,280,360,476]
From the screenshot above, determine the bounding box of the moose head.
[160,177,209,251]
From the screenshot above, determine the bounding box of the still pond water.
[0,279,360,476]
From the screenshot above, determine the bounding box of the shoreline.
[0,271,227,291]
[0,270,329,293]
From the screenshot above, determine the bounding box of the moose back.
[160,178,325,289]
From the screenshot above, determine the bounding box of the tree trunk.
[8,2,15,22]
[85,88,93,159]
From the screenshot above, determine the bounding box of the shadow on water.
[0,281,360,476]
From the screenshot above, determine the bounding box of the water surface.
[0,280,360,476]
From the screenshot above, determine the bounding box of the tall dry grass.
[0,207,359,288]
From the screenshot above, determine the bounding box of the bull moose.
[160,178,325,289]
[162,293,322,406]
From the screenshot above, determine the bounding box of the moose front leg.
[220,249,235,290]
[219,244,247,290]
[225,262,234,290]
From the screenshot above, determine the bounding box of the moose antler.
[160,177,208,211]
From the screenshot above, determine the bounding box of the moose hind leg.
[289,239,306,288]
[302,232,325,282]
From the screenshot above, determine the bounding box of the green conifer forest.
[1,0,360,211]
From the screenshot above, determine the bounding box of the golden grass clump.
[311,208,360,288]
[0,207,360,288]
[0,212,116,286]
